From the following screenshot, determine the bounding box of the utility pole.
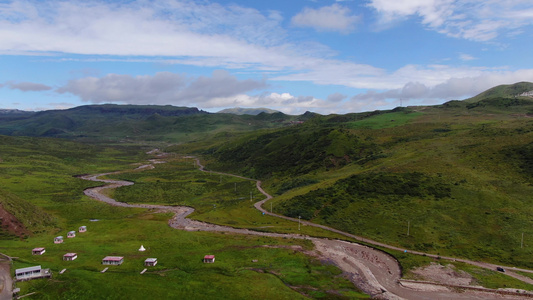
[270,202,272,213]
[250,191,252,201]
[407,220,410,236]
[234,182,237,192]
[521,232,524,248]
[298,216,301,231]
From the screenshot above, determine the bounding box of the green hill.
[171,83,533,268]
[465,81,533,103]
[0,104,301,143]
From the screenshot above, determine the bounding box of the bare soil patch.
[0,203,30,238]
[410,262,475,286]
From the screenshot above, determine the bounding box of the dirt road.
[0,253,13,300]
[81,157,533,299]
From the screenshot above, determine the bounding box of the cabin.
[203,255,215,263]
[63,253,77,261]
[144,258,157,267]
[15,265,51,281]
[32,248,45,255]
[79,226,87,232]
[102,256,124,265]
[67,231,76,238]
[54,236,63,244]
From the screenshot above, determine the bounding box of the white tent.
[139,245,146,252]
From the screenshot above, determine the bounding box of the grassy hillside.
[0,135,147,238]
[465,81,533,103]
[172,87,533,268]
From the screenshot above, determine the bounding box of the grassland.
[171,98,533,271]
[0,136,366,299]
[7,209,365,299]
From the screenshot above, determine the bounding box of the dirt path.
[0,253,13,300]
[81,156,533,300]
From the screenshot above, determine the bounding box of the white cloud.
[350,69,533,104]
[0,0,376,79]
[459,53,477,61]
[197,92,337,115]
[367,0,533,41]
[0,1,287,60]
[5,81,52,91]
[291,4,360,33]
[327,92,348,102]
[56,70,267,105]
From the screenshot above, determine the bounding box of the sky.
[1,0,533,115]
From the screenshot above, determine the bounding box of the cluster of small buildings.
[54,226,86,244]
[16,226,87,281]
[17,224,216,282]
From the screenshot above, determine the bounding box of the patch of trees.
[279,172,451,221]
[210,126,380,178]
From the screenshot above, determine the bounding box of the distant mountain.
[0,109,35,115]
[217,107,280,115]
[0,104,300,142]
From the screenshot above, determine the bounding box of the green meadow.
[0,136,366,299]
[7,209,364,299]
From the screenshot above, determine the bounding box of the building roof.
[68,231,76,234]
[204,255,215,259]
[16,265,41,273]
[145,258,157,262]
[64,253,77,257]
[55,236,63,239]
[79,226,87,228]
[33,247,45,251]
[103,256,124,261]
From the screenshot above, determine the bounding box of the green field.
[0,137,366,299]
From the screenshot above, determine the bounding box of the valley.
[80,152,533,299]
[3,82,533,298]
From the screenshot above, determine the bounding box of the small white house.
[63,253,77,261]
[54,236,63,244]
[203,255,215,263]
[102,256,124,265]
[79,226,87,232]
[32,248,45,255]
[67,231,76,238]
[144,258,157,267]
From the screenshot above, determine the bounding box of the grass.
[6,208,366,299]
[103,153,533,293]
[0,137,367,299]
[107,157,360,239]
[348,111,423,129]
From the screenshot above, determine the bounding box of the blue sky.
[1,0,533,114]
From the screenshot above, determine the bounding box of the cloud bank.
[57,70,267,105]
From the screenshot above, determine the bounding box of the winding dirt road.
[81,156,533,300]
